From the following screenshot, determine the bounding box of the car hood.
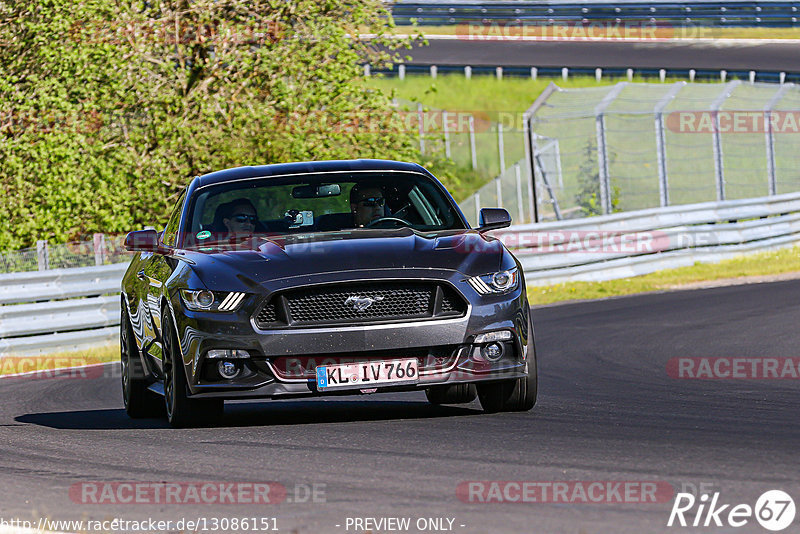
[181,228,510,291]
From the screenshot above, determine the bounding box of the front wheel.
[120,309,163,418]
[162,311,223,428]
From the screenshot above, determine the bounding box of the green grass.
[0,344,119,376]
[528,246,800,305]
[369,74,617,118]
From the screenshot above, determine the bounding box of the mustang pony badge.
[344,295,384,312]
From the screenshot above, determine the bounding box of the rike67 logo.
[668,490,796,531]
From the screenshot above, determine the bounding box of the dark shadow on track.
[16,400,483,430]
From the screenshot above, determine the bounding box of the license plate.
[316,358,419,391]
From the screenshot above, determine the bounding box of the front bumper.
[171,268,531,399]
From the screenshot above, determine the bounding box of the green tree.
[575,139,620,216]
[0,0,421,250]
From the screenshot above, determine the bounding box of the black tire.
[162,311,223,428]
[425,383,477,405]
[477,319,538,413]
[120,308,163,418]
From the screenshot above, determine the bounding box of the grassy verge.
[528,246,800,305]
[0,344,119,376]
[369,74,618,119]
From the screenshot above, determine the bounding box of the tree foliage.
[0,0,420,249]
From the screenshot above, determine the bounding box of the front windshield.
[182,171,467,248]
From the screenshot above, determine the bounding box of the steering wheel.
[365,216,413,229]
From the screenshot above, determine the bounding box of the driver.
[350,184,386,227]
[220,198,259,240]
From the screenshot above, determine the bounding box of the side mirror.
[125,229,170,253]
[477,208,511,233]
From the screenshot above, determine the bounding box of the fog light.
[481,342,504,362]
[218,361,240,379]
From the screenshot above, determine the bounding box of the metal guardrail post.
[468,115,477,171]
[496,176,503,208]
[93,233,106,266]
[594,83,628,215]
[498,123,506,175]
[711,81,741,201]
[475,191,481,224]
[515,164,525,224]
[443,110,451,159]
[654,82,687,207]
[595,115,611,215]
[417,103,425,155]
[765,84,794,196]
[36,240,49,271]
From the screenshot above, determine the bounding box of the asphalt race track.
[405,38,800,71]
[1,280,799,533]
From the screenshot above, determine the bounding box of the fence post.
[654,82,686,207]
[497,123,506,175]
[711,81,740,201]
[93,233,106,266]
[764,84,793,196]
[442,110,452,159]
[475,192,481,224]
[468,115,477,171]
[515,164,525,224]
[36,240,49,271]
[496,176,503,208]
[522,83,561,223]
[417,103,425,154]
[594,82,628,214]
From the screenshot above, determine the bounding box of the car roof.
[194,159,430,188]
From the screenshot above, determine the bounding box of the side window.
[161,191,186,247]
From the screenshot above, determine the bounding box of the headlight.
[467,267,519,295]
[180,290,246,312]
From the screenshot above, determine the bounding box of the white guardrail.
[499,191,800,285]
[2,191,800,356]
[0,263,126,357]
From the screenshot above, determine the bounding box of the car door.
[139,192,186,374]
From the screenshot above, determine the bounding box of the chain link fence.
[0,234,132,274]
[526,81,800,221]
[394,99,536,224]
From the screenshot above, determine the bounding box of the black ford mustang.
[121,160,537,427]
